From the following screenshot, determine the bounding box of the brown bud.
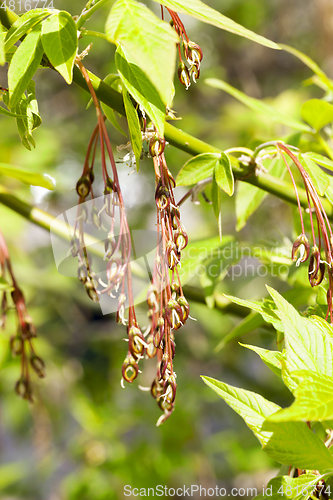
[292,234,310,266]
[177,295,190,323]
[165,299,183,330]
[30,355,46,378]
[15,378,33,401]
[149,136,165,157]
[76,175,91,199]
[178,61,191,90]
[122,355,139,383]
[10,335,23,356]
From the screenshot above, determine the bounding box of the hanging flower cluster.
[0,230,44,401]
[276,142,333,321]
[161,6,203,90]
[143,135,190,425]
[74,60,190,424]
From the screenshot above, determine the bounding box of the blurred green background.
[0,0,331,498]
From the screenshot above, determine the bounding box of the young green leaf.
[236,157,285,231]
[224,294,283,331]
[41,11,78,84]
[202,376,333,470]
[106,0,179,106]
[267,287,333,380]
[299,154,329,196]
[0,105,25,118]
[0,22,5,66]
[240,343,283,378]
[12,81,42,150]
[5,9,50,51]
[305,152,333,174]
[177,152,223,186]
[115,47,165,137]
[155,0,280,50]
[214,152,234,196]
[280,44,333,91]
[0,163,54,189]
[122,88,142,171]
[8,25,43,109]
[269,371,333,422]
[301,99,333,131]
[205,78,311,132]
[253,474,324,500]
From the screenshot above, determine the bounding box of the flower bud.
[177,296,190,322]
[178,61,191,90]
[309,248,325,287]
[162,378,176,404]
[292,234,310,266]
[78,261,88,283]
[146,335,157,358]
[155,184,170,210]
[165,299,183,330]
[151,377,163,399]
[166,241,179,269]
[76,175,91,199]
[85,280,99,302]
[15,377,32,401]
[122,355,139,383]
[147,285,158,310]
[186,41,203,65]
[149,136,165,157]
[10,335,23,356]
[174,229,188,252]
[128,325,146,357]
[30,355,46,378]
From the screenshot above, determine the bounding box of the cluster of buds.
[73,62,136,330]
[76,61,190,424]
[277,142,333,321]
[146,135,190,425]
[162,6,203,89]
[0,230,45,401]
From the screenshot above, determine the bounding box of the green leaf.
[269,371,333,422]
[299,154,329,196]
[215,287,315,352]
[115,47,165,137]
[224,294,283,331]
[12,81,42,150]
[122,88,142,171]
[254,474,324,500]
[305,152,333,174]
[0,21,5,66]
[41,11,78,84]
[0,276,14,291]
[0,163,54,189]
[106,0,179,106]
[5,9,50,51]
[214,152,234,196]
[301,99,333,131]
[177,152,222,186]
[8,25,43,109]
[267,287,333,380]
[240,343,283,378]
[202,376,333,470]
[236,157,285,231]
[280,44,333,91]
[205,78,311,132]
[0,105,25,118]
[156,0,280,50]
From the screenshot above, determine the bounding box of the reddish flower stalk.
[161,6,203,89]
[0,229,44,401]
[277,142,333,321]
